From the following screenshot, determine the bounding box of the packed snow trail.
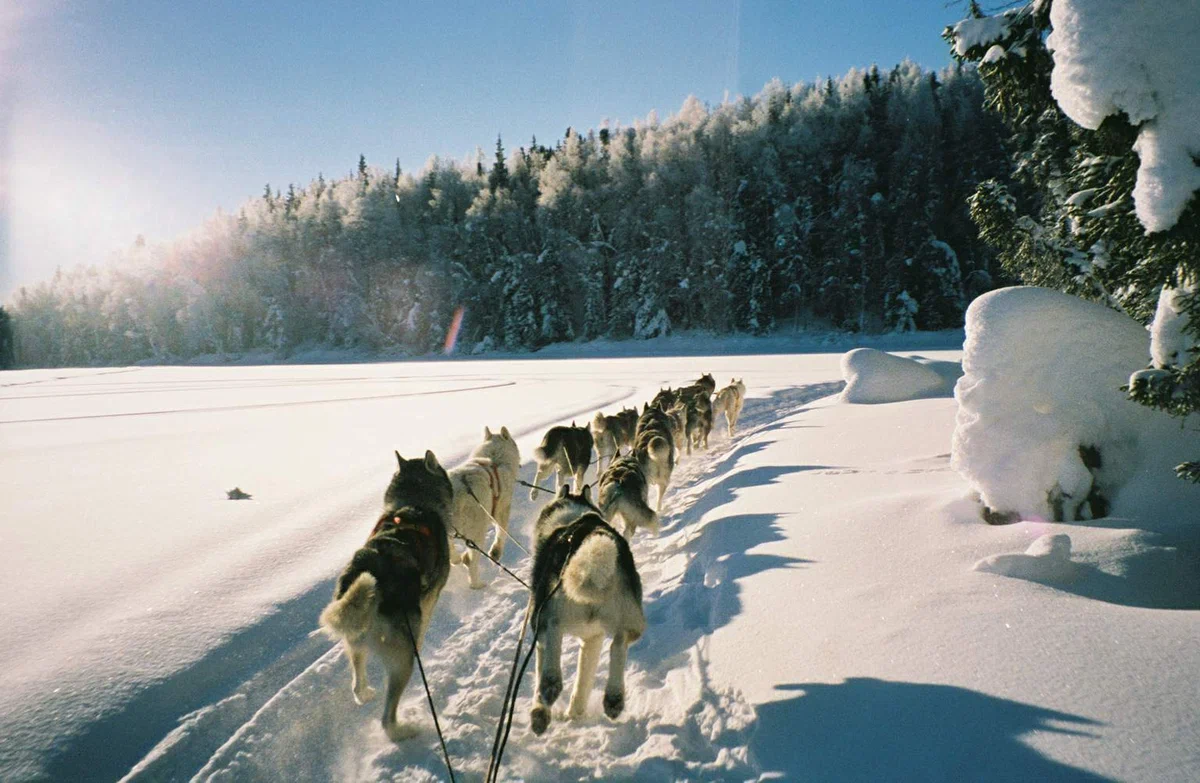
[125,382,842,782]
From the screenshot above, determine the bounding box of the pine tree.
[488,134,509,192]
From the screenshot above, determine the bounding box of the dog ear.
[501,426,511,438]
[643,403,648,413]
[484,426,492,439]
[557,484,570,498]
[423,450,440,472]
[395,450,404,468]
[581,484,591,502]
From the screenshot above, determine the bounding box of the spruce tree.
[946,1,1200,481]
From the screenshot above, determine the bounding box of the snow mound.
[975,534,1078,584]
[840,348,955,404]
[952,286,1198,523]
[1047,0,1200,233]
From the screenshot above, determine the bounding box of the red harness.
[472,458,503,517]
[368,510,437,543]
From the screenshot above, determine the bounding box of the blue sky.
[2,0,968,296]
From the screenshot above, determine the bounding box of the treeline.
[9,62,1009,367]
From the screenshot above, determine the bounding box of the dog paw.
[353,685,378,705]
[530,706,552,735]
[603,690,625,719]
[384,721,420,742]
[469,579,486,590]
[540,674,562,705]
[488,543,504,561]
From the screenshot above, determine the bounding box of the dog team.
[319,375,746,742]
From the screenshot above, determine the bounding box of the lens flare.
[443,306,465,355]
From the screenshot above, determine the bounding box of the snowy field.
[2,339,1198,781]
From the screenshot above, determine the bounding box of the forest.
[5,61,1010,366]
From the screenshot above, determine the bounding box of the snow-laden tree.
[946,0,1200,481]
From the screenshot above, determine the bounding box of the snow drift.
[952,286,1199,523]
[840,348,959,404]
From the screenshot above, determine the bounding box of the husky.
[650,387,678,410]
[528,485,646,735]
[447,426,520,589]
[712,378,747,437]
[664,399,691,457]
[597,453,659,539]
[592,410,637,474]
[678,376,715,451]
[319,450,454,741]
[633,403,676,513]
[531,421,594,500]
[617,407,640,441]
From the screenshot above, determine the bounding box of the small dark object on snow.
[227,487,252,500]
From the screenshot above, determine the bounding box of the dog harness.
[368,510,437,542]
[471,458,503,517]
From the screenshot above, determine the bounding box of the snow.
[952,286,1199,523]
[2,332,1199,781]
[1150,279,1198,368]
[839,347,959,404]
[1047,0,1200,233]
[949,10,1020,57]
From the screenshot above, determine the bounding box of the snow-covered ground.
[2,336,1198,781]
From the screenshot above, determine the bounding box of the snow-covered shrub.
[841,348,949,404]
[953,286,1197,523]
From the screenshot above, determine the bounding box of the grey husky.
[447,426,520,589]
[530,421,594,500]
[712,378,747,437]
[319,450,453,741]
[597,453,659,539]
[678,373,716,450]
[633,403,676,513]
[528,485,646,735]
[592,410,637,474]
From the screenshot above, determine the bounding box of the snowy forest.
[4,62,1010,367]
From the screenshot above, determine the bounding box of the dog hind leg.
[567,635,605,719]
[347,641,377,705]
[603,631,630,719]
[380,630,418,741]
[531,463,552,500]
[530,616,564,735]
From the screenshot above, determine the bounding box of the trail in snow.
[125,381,843,782]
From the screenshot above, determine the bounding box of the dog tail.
[533,429,559,463]
[591,411,607,434]
[563,534,619,604]
[646,434,671,467]
[319,573,379,642]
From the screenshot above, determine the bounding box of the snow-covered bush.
[952,286,1197,523]
[841,348,951,404]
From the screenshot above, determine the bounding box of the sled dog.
[592,410,637,475]
[447,426,520,588]
[664,399,691,456]
[712,378,746,437]
[678,375,715,450]
[319,450,454,741]
[598,452,659,539]
[531,421,594,500]
[528,485,646,734]
[633,403,676,513]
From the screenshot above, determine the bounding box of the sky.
[0,0,968,298]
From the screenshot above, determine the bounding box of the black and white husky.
[633,403,676,513]
[597,453,659,539]
[528,485,646,735]
[447,426,520,589]
[530,421,594,500]
[319,450,453,741]
[713,378,746,437]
